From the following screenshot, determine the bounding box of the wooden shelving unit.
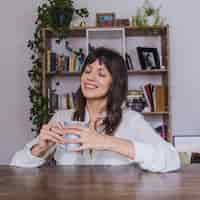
[42,25,172,142]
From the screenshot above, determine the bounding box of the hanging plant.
[27,0,89,135]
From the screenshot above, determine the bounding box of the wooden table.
[0,164,200,200]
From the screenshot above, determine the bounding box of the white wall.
[0,0,199,164]
[0,0,42,164]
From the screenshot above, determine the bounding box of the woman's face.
[81,59,112,100]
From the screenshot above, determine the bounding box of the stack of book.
[143,83,168,112]
[126,90,146,112]
[47,50,85,73]
[48,89,76,113]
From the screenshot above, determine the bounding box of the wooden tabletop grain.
[0,164,199,200]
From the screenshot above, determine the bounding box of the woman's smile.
[84,82,98,89]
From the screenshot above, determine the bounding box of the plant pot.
[51,7,74,27]
[146,15,155,26]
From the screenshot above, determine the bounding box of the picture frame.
[96,13,115,27]
[136,47,160,70]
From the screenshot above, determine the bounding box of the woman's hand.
[62,124,135,159]
[37,122,65,150]
[31,122,66,157]
[62,125,108,152]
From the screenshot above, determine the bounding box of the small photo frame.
[96,13,115,27]
[137,47,160,70]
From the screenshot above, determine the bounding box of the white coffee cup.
[62,121,88,151]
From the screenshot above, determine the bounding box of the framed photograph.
[96,13,115,27]
[136,47,160,70]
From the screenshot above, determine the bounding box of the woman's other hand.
[62,125,107,152]
[31,122,65,157]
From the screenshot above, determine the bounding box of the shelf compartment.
[128,69,168,75]
[142,112,169,115]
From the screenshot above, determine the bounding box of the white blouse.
[10,108,180,172]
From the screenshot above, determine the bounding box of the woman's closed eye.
[98,72,106,77]
[84,68,107,77]
[84,69,91,73]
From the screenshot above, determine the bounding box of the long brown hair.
[72,47,128,135]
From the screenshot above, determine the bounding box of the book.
[47,50,51,73]
[64,56,69,72]
[125,53,134,70]
[51,52,57,72]
[50,92,58,113]
[143,83,154,112]
[58,55,65,72]
[154,85,168,112]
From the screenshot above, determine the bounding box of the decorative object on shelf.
[71,8,89,28]
[75,8,89,27]
[96,13,115,27]
[136,47,160,70]
[27,0,89,135]
[88,43,96,53]
[132,0,163,27]
[126,90,147,112]
[114,18,130,27]
[132,9,144,27]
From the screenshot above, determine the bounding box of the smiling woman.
[73,47,128,135]
[10,47,180,173]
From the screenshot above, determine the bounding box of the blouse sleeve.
[10,111,59,168]
[129,114,180,172]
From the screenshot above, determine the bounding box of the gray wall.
[0,0,199,164]
[0,0,40,164]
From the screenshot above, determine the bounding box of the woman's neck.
[86,98,107,123]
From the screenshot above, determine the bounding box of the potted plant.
[28,0,89,134]
[37,0,89,30]
[142,0,161,26]
[132,0,162,27]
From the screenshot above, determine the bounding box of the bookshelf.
[42,25,171,142]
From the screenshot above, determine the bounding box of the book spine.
[51,53,57,72]
[155,85,168,112]
[47,50,51,73]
